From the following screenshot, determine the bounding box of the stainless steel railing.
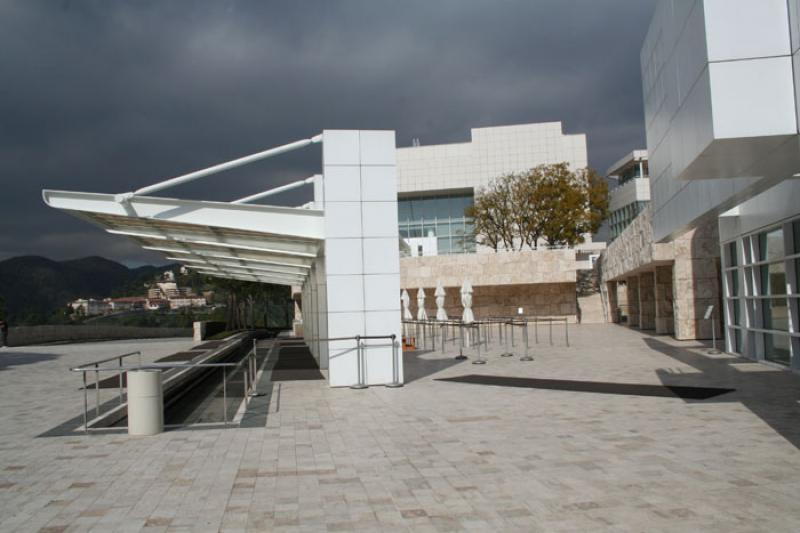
[273,334,402,389]
[70,346,261,434]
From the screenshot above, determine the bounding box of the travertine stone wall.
[672,221,721,340]
[627,276,640,328]
[655,265,674,335]
[606,281,619,323]
[601,204,721,340]
[601,206,672,282]
[408,283,577,322]
[638,271,655,330]
[401,249,576,289]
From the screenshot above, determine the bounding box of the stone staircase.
[577,292,606,324]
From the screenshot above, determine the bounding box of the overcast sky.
[0,0,657,266]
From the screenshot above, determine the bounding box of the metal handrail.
[274,334,401,389]
[70,350,142,370]
[72,346,261,434]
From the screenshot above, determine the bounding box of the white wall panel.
[709,57,797,139]
[363,238,400,274]
[363,274,401,311]
[360,166,397,202]
[703,0,790,61]
[325,238,363,276]
[323,166,361,202]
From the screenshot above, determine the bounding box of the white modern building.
[396,122,606,322]
[603,0,800,367]
[607,150,650,241]
[43,130,404,387]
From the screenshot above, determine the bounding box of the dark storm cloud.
[0,0,656,265]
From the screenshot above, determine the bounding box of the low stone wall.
[401,248,577,288]
[408,282,577,322]
[5,325,192,347]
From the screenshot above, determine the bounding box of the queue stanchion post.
[387,334,403,388]
[520,320,533,361]
[472,324,486,365]
[455,323,467,360]
[549,319,553,345]
[350,336,368,390]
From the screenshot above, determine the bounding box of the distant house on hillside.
[108,296,147,312]
[69,298,110,316]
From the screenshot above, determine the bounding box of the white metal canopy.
[42,190,324,286]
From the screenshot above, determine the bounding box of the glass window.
[759,228,784,262]
[419,198,435,221]
[728,271,739,297]
[794,220,800,254]
[397,192,475,255]
[726,242,737,267]
[433,197,450,219]
[796,258,800,292]
[397,200,411,223]
[452,195,472,219]
[408,199,421,223]
[762,298,789,331]
[734,328,742,354]
[764,333,791,365]
[733,299,741,326]
[760,262,786,295]
[743,238,753,264]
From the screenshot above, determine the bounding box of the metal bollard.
[472,325,486,365]
[455,324,467,360]
[441,324,446,354]
[387,334,403,388]
[535,318,539,344]
[520,321,533,361]
[82,371,89,435]
[549,319,553,346]
[351,336,368,389]
[565,318,570,347]
[118,356,124,405]
[222,367,228,425]
[95,363,100,418]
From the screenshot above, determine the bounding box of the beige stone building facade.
[401,249,580,321]
[600,205,721,340]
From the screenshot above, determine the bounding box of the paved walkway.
[1,326,800,531]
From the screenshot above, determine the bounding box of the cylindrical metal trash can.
[127,369,164,436]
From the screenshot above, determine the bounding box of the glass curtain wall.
[610,201,649,241]
[397,192,475,255]
[722,218,800,367]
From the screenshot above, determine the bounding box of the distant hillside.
[0,256,178,324]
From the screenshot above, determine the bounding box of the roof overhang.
[42,190,324,286]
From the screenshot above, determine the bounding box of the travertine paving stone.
[1,327,800,532]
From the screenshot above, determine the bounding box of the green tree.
[468,163,608,250]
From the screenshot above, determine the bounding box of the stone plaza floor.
[1,325,800,532]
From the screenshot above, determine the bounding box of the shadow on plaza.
[402,349,465,384]
[644,336,800,450]
[0,351,59,371]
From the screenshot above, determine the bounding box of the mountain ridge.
[0,255,178,323]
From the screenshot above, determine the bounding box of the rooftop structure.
[607,150,650,241]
